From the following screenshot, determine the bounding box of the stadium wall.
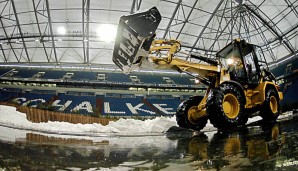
[270,53,298,111]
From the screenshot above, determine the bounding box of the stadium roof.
[0,0,297,69]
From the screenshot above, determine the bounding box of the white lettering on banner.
[122,29,139,46]
[104,102,126,114]
[153,104,175,114]
[12,98,26,104]
[120,42,135,56]
[22,99,46,107]
[52,100,72,111]
[8,98,177,116]
[126,103,156,115]
[118,50,128,61]
[72,101,93,113]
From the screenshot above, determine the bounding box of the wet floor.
[0,114,298,171]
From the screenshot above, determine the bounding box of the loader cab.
[217,40,264,86]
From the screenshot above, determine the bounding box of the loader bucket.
[113,6,161,74]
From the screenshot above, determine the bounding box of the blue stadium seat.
[132,72,164,84]
[106,72,131,82]
[14,69,38,78]
[72,71,97,81]
[42,70,68,79]
[0,69,14,77]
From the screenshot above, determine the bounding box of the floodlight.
[97,24,117,42]
[57,26,66,34]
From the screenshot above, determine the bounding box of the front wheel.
[206,83,248,130]
[176,96,208,131]
[260,89,280,122]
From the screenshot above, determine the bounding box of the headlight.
[227,58,234,65]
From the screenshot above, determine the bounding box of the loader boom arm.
[146,39,220,79]
[112,7,221,86]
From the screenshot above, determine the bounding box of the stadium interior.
[0,0,297,117]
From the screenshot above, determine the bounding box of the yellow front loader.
[113,7,283,130]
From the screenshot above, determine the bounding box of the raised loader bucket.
[113,7,161,74]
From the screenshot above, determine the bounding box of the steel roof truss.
[244,2,295,54]
[0,15,18,62]
[190,0,225,54]
[11,0,30,62]
[176,0,198,39]
[32,0,50,62]
[207,0,230,52]
[0,44,7,62]
[45,0,58,64]
[246,8,276,61]
[162,0,182,39]
[82,0,90,64]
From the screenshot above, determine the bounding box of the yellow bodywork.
[144,39,283,122]
[244,81,283,109]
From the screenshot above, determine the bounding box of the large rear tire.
[260,89,280,122]
[206,83,248,130]
[176,96,208,131]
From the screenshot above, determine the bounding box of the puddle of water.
[0,118,298,170]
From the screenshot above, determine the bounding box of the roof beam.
[284,0,298,18]
[163,0,182,39]
[246,8,276,61]
[86,0,90,64]
[137,0,143,11]
[0,16,19,62]
[130,0,137,14]
[244,3,295,54]
[82,0,90,64]
[130,0,144,13]
[82,0,86,63]
[0,44,7,62]
[176,0,198,39]
[11,0,30,62]
[267,23,298,45]
[207,0,230,52]
[0,0,9,16]
[190,0,225,53]
[32,0,50,62]
[45,0,58,64]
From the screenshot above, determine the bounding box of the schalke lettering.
[11,97,176,116]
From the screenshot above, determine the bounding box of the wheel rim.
[269,96,278,114]
[188,106,198,124]
[187,106,205,124]
[222,94,240,119]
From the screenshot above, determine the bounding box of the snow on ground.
[0,105,291,136]
[0,105,179,135]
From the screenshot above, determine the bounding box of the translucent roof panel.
[0,0,297,67]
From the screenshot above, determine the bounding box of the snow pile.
[0,105,286,136]
[0,105,179,135]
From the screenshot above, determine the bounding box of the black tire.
[260,89,280,122]
[206,83,248,130]
[176,96,208,131]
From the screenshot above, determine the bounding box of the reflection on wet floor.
[178,124,286,170]
[1,115,298,170]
